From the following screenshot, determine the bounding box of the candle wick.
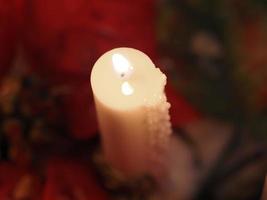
[112,53,133,79]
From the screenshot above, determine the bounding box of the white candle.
[91,47,172,178]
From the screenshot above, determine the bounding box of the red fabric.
[0,163,24,199]
[21,0,156,80]
[61,81,98,138]
[43,158,107,200]
[0,0,17,77]
[166,83,200,127]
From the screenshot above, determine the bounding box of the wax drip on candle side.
[145,92,172,180]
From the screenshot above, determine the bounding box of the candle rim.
[91,47,167,111]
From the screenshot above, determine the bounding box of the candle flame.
[121,81,134,96]
[112,53,133,78]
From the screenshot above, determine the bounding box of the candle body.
[95,99,148,175]
[94,94,171,176]
[91,48,172,177]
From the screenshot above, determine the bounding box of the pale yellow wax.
[91,47,172,178]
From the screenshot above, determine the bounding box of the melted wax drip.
[145,94,172,179]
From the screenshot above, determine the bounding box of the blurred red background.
[0,0,199,199]
[0,0,266,199]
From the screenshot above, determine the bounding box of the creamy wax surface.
[90,47,172,178]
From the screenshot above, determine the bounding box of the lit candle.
[91,47,172,178]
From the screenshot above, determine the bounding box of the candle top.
[91,47,167,110]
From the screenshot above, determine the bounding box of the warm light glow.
[121,81,134,96]
[112,53,133,78]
